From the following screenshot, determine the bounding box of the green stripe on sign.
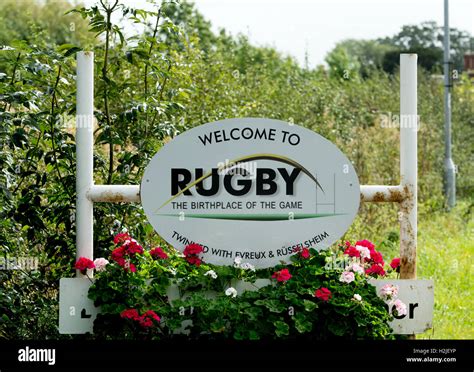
[157,213,345,221]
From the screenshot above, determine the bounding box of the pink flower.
[379,284,399,300]
[339,271,355,283]
[93,257,109,272]
[355,245,371,260]
[150,247,168,260]
[347,262,364,274]
[75,257,95,274]
[272,268,292,282]
[390,258,401,270]
[314,287,332,301]
[393,299,407,316]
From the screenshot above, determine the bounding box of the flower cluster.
[111,233,144,272]
[379,284,407,316]
[120,309,161,328]
[225,287,238,298]
[272,268,292,282]
[314,287,332,301]
[342,239,400,279]
[75,257,95,274]
[233,257,256,272]
[183,243,204,266]
[150,247,168,260]
[293,247,311,259]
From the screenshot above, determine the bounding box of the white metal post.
[76,52,95,277]
[399,54,417,280]
[444,0,456,209]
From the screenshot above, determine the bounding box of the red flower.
[355,239,375,250]
[272,268,292,282]
[344,245,360,258]
[150,247,168,260]
[314,287,332,301]
[138,310,160,328]
[123,240,144,255]
[183,243,203,266]
[122,262,136,273]
[111,246,125,261]
[114,232,131,245]
[75,257,95,273]
[300,248,310,259]
[390,258,401,270]
[183,243,204,256]
[370,250,384,265]
[365,264,386,277]
[120,309,139,320]
[185,256,202,267]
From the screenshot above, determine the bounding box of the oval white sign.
[141,118,360,268]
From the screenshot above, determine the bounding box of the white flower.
[379,284,399,300]
[93,258,109,272]
[339,271,355,283]
[240,262,256,272]
[393,299,407,316]
[353,293,362,301]
[225,287,238,298]
[346,262,364,274]
[204,270,218,279]
[169,267,177,276]
[355,245,371,259]
[233,257,242,268]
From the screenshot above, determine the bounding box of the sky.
[194,0,473,67]
[84,0,474,67]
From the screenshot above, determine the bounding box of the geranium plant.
[86,233,402,340]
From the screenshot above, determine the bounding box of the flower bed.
[82,234,403,340]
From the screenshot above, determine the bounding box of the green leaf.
[63,46,82,58]
[293,313,312,333]
[273,321,289,337]
[303,299,317,312]
[328,321,348,336]
[254,299,285,313]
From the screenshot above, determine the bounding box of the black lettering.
[230,128,240,140]
[409,303,419,319]
[195,168,219,196]
[278,168,301,195]
[171,169,192,195]
[198,133,213,146]
[224,173,252,196]
[256,168,277,195]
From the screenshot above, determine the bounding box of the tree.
[379,21,473,73]
[0,0,91,47]
[325,39,394,77]
[325,46,361,80]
